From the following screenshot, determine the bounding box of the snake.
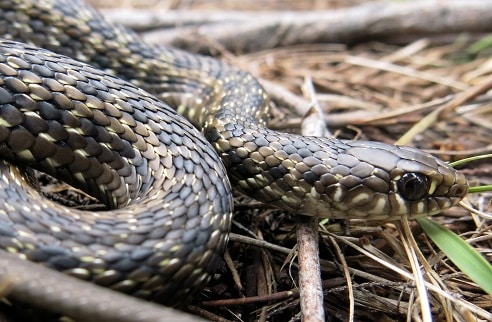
[0,0,468,313]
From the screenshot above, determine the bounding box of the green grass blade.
[468,185,492,194]
[416,218,492,295]
[449,154,492,168]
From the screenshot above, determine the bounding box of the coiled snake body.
[0,0,468,306]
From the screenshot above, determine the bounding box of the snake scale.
[0,0,468,311]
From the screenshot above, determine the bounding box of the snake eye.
[397,173,430,201]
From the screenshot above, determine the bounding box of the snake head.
[314,140,469,220]
[222,131,468,221]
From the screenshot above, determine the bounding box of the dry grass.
[45,0,492,321]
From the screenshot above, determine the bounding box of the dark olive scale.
[0,0,469,310]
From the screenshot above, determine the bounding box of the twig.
[201,278,346,307]
[99,1,492,53]
[187,306,230,322]
[203,289,298,306]
[294,77,327,322]
[223,249,243,292]
[296,216,324,322]
[0,250,204,322]
[260,79,311,117]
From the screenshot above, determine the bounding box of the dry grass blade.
[397,220,432,322]
[396,74,492,145]
[327,233,492,320]
[345,56,469,91]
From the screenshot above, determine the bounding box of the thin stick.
[0,250,204,322]
[295,77,326,322]
[297,216,324,322]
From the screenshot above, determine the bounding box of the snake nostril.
[451,184,468,198]
[397,173,430,201]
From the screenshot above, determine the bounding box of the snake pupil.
[397,173,430,201]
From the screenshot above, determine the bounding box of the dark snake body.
[0,0,467,306]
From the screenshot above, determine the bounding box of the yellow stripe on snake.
[0,0,467,311]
